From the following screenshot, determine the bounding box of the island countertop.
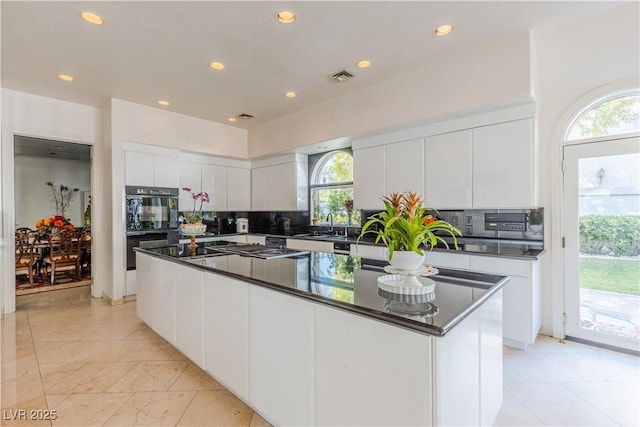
[135,245,508,337]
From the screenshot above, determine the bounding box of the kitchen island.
[135,246,507,426]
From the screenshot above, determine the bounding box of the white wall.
[0,89,104,314]
[248,32,533,158]
[14,156,91,228]
[106,99,249,302]
[533,2,640,336]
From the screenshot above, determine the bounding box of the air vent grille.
[330,70,354,82]
[237,113,254,120]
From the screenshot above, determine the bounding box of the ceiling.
[1,1,627,130]
[14,136,91,161]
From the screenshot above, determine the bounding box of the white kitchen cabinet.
[227,167,251,211]
[350,243,387,261]
[424,251,470,270]
[385,138,425,197]
[469,255,540,348]
[472,118,535,208]
[314,304,432,426]
[153,154,179,188]
[425,130,473,208]
[353,145,385,210]
[204,273,249,401]
[136,253,176,344]
[174,264,205,368]
[201,164,228,211]
[125,150,179,188]
[251,161,307,211]
[250,168,266,211]
[178,160,202,211]
[249,286,315,426]
[125,151,154,186]
[287,238,334,253]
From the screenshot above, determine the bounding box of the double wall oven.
[125,186,179,270]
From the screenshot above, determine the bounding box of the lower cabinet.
[287,238,334,253]
[136,253,175,343]
[314,305,432,426]
[204,273,249,401]
[248,286,315,426]
[174,264,205,368]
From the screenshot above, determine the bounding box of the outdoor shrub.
[579,215,640,257]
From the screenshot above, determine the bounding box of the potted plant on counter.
[181,187,210,235]
[357,191,461,271]
[311,204,321,226]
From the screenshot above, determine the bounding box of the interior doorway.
[13,136,93,295]
[563,136,640,352]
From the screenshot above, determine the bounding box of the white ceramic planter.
[180,223,207,236]
[387,250,425,271]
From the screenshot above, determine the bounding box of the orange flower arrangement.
[35,215,74,237]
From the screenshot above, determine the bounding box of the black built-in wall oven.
[125,186,179,270]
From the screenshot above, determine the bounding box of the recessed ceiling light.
[277,11,296,24]
[158,100,170,106]
[209,62,225,70]
[81,12,104,25]
[227,117,237,123]
[356,60,372,69]
[434,24,454,37]
[285,91,297,98]
[58,74,74,82]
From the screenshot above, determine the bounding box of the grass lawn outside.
[579,255,640,296]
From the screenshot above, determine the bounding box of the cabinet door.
[179,161,202,212]
[315,305,432,426]
[287,238,334,253]
[227,167,251,211]
[277,163,296,210]
[153,154,179,188]
[425,130,472,208]
[125,151,154,186]
[264,166,279,210]
[472,118,535,208]
[204,273,249,400]
[174,264,205,368]
[135,253,153,326]
[353,146,385,210]
[251,167,266,211]
[386,138,425,197]
[249,286,314,426]
[148,256,175,344]
[202,164,228,211]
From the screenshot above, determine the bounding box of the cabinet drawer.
[469,256,531,278]
[424,251,470,270]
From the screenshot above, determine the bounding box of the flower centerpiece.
[35,215,74,238]
[358,191,461,270]
[180,187,210,235]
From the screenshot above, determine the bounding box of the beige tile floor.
[2,286,639,426]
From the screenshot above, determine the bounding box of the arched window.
[310,150,359,226]
[566,94,640,141]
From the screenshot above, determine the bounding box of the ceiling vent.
[330,69,354,82]
[237,113,254,120]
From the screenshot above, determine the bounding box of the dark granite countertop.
[135,246,508,337]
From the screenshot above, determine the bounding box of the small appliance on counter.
[236,218,249,233]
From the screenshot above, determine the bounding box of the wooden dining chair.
[15,228,37,286]
[43,229,83,284]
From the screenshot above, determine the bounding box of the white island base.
[136,251,503,426]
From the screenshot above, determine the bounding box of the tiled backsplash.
[194,210,311,235]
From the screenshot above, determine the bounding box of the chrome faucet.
[326,213,333,233]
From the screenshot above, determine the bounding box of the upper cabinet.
[251,154,308,211]
[353,105,537,210]
[178,153,251,213]
[124,143,179,188]
[425,130,473,208]
[472,118,535,208]
[353,145,385,210]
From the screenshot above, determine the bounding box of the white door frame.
[1,127,103,314]
[562,135,640,350]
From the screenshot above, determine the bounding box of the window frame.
[309,150,357,226]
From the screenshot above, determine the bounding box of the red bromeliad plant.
[357,191,461,260]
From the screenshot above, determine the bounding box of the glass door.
[563,136,640,351]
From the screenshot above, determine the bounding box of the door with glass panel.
[563,137,640,351]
